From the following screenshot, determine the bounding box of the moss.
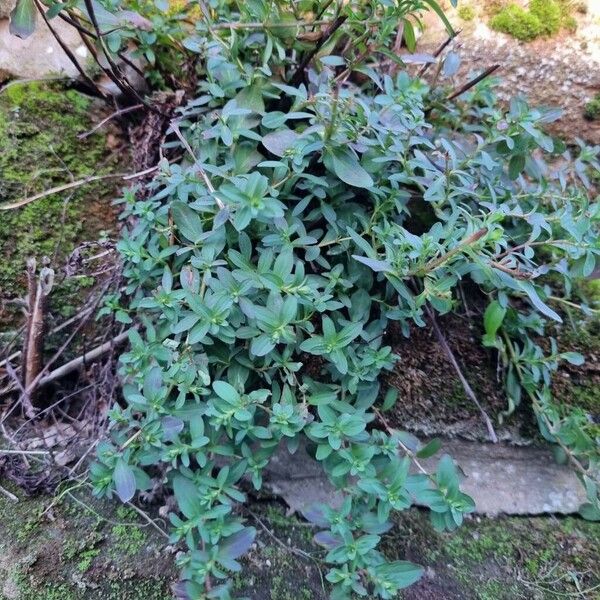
[565,383,600,412]
[529,0,562,36]
[584,93,600,121]
[0,82,118,321]
[0,486,174,600]
[457,5,476,21]
[490,4,544,41]
[490,0,575,41]
[109,506,148,556]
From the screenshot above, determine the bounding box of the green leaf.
[262,129,298,157]
[10,0,37,39]
[518,281,562,322]
[219,527,257,560]
[172,202,203,243]
[483,300,506,338]
[508,154,526,180]
[352,255,392,273]
[113,459,136,503]
[579,502,600,521]
[374,560,423,589]
[561,352,585,366]
[403,19,416,53]
[417,438,442,459]
[262,111,287,129]
[173,475,201,519]
[326,149,373,189]
[213,381,240,403]
[382,388,398,411]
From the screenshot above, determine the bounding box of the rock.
[0,15,87,79]
[432,440,587,516]
[0,0,15,19]
[264,440,588,517]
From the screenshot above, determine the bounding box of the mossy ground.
[0,82,121,327]
[0,481,174,600]
[1,481,599,600]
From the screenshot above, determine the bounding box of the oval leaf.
[172,202,203,243]
[113,459,136,503]
[10,0,37,39]
[327,149,373,189]
[262,129,298,157]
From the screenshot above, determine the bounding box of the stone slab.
[0,15,87,80]
[263,440,588,517]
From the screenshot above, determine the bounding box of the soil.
[385,293,600,444]
[385,313,508,438]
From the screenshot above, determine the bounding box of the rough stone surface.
[264,440,588,517]
[0,16,87,80]
[0,0,15,19]
[431,440,587,516]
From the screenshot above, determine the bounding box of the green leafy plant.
[91,0,600,598]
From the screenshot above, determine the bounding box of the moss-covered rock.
[0,82,120,325]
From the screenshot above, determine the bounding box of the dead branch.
[21,259,37,386]
[19,265,54,417]
[0,166,158,211]
[417,29,460,78]
[78,104,144,139]
[0,485,19,502]
[446,64,500,102]
[0,307,94,373]
[289,15,347,86]
[32,0,103,97]
[36,329,130,388]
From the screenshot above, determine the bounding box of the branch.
[446,64,500,102]
[289,15,347,86]
[36,329,130,388]
[33,0,103,97]
[0,166,158,211]
[417,29,460,78]
[78,103,144,139]
[418,228,487,274]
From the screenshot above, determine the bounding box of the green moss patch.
[0,82,120,324]
[584,93,600,121]
[490,0,576,41]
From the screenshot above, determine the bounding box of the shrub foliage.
[91,1,600,598]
